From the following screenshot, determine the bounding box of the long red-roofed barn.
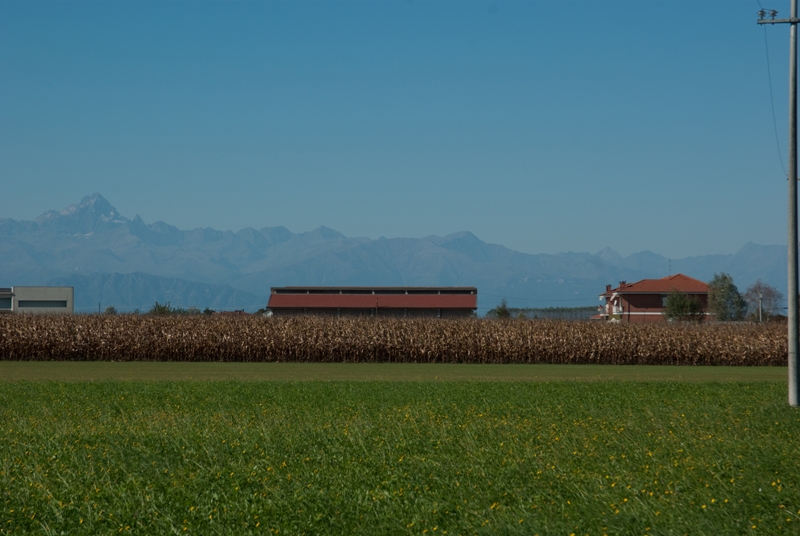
[599,274,709,323]
[267,286,478,318]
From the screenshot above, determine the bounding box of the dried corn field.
[0,315,787,365]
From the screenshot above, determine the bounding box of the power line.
[762,18,789,176]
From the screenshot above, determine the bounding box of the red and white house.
[599,274,709,323]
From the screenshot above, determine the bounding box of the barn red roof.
[601,274,708,297]
[268,286,477,310]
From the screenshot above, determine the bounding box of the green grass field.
[2,380,799,535]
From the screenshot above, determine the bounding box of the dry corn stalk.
[0,315,787,366]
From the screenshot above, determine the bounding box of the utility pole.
[759,2,800,406]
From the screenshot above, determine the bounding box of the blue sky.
[0,0,792,258]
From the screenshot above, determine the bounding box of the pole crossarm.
[758,18,800,24]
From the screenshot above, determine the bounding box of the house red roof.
[601,274,708,297]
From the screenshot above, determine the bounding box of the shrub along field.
[2,381,799,535]
[0,315,787,365]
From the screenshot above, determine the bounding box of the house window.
[18,300,68,308]
[661,295,669,307]
[0,298,10,309]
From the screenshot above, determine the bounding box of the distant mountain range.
[0,193,788,314]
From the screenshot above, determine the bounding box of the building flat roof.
[272,286,476,295]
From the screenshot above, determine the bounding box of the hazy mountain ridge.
[0,194,787,313]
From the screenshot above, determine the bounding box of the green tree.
[149,302,193,315]
[103,305,118,315]
[707,273,746,321]
[488,299,511,319]
[149,301,175,315]
[662,290,704,323]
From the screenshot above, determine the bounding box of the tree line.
[486,304,598,320]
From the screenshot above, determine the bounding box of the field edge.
[0,361,787,382]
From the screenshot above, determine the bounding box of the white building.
[0,286,74,314]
